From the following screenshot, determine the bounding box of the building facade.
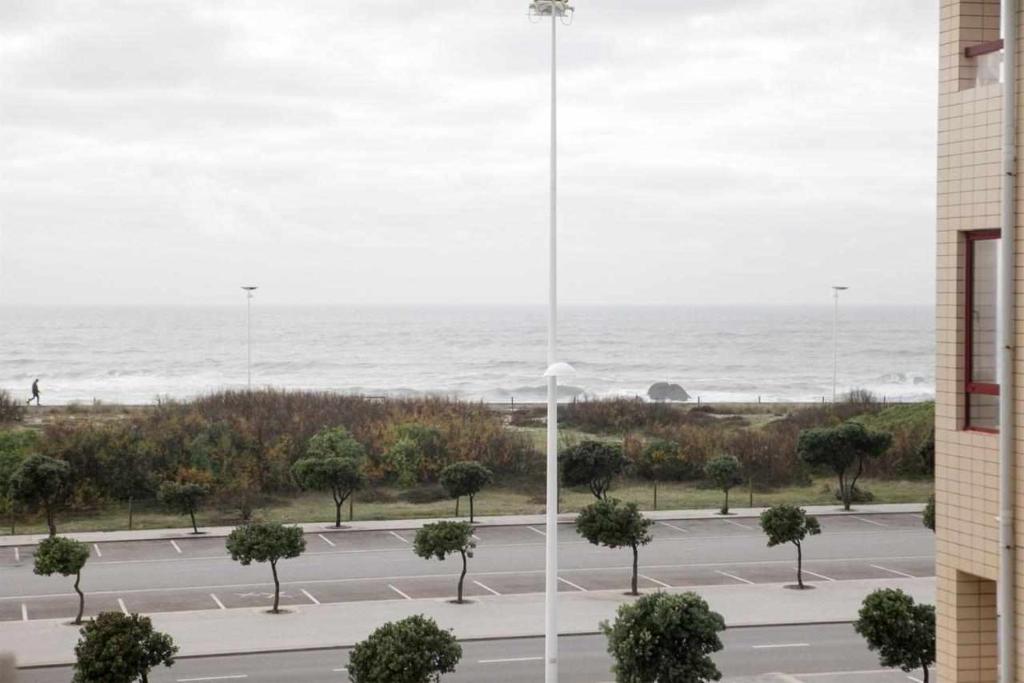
[936,1,1023,680]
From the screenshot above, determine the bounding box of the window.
[965,230,1000,430]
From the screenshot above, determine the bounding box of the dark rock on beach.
[647,382,690,402]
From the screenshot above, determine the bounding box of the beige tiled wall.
[936,1,1022,681]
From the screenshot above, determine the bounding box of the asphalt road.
[16,623,924,683]
[0,513,933,622]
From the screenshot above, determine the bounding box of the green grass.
[0,477,932,536]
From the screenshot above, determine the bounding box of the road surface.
[17,623,926,682]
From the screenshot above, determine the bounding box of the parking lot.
[0,513,933,622]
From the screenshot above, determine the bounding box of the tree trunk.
[653,482,658,511]
[748,478,753,508]
[630,545,639,595]
[128,496,134,531]
[349,496,354,522]
[334,500,342,528]
[469,494,475,523]
[189,507,198,534]
[45,502,56,537]
[457,550,467,604]
[141,673,148,683]
[795,541,804,589]
[722,488,729,515]
[455,497,460,518]
[271,560,280,613]
[848,458,865,511]
[74,570,84,625]
[921,664,928,683]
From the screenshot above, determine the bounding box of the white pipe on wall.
[998,1,1017,681]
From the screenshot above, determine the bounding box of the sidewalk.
[0,503,926,547]
[4,577,934,668]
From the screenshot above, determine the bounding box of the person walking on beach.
[27,379,40,406]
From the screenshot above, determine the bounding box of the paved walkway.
[0,503,925,547]
[4,577,934,668]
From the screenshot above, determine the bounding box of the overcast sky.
[0,0,937,307]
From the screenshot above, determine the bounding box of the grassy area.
[0,477,932,536]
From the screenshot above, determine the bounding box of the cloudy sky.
[0,0,937,307]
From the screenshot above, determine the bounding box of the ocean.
[0,305,935,406]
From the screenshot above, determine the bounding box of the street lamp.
[529,2,574,682]
[242,286,258,390]
[831,285,848,403]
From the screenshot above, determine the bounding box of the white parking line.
[723,519,754,530]
[170,541,182,554]
[473,580,501,596]
[852,516,888,528]
[332,668,348,673]
[388,584,413,600]
[790,670,892,678]
[527,526,546,537]
[118,598,129,615]
[389,531,409,544]
[716,570,754,585]
[93,544,102,558]
[210,593,226,610]
[177,676,248,682]
[640,574,672,588]
[301,589,320,605]
[317,534,336,547]
[658,521,689,534]
[558,576,587,592]
[870,564,917,579]
[20,604,27,622]
[752,642,810,649]
[479,656,544,664]
[802,569,835,582]
[13,548,19,563]
[472,534,481,541]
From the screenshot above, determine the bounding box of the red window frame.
[964,229,1000,432]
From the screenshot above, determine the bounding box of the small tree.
[413,521,476,603]
[302,427,367,521]
[348,615,461,683]
[439,462,492,522]
[633,439,687,510]
[561,440,628,499]
[855,588,935,683]
[704,455,742,515]
[225,523,306,613]
[158,480,209,534]
[291,457,366,528]
[759,504,821,589]
[576,498,653,595]
[73,612,177,683]
[923,494,935,532]
[602,591,725,683]
[34,535,90,624]
[11,453,71,536]
[797,422,892,511]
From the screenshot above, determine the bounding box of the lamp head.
[529,0,574,19]
[544,361,576,378]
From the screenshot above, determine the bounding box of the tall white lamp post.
[242,286,258,390]
[530,2,574,682]
[831,285,848,402]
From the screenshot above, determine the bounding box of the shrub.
[602,592,725,683]
[0,390,24,424]
[73,612,177,683]
[439,462,492,522]
[348,615,461,683]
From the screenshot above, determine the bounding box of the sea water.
[0,305,934,405]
